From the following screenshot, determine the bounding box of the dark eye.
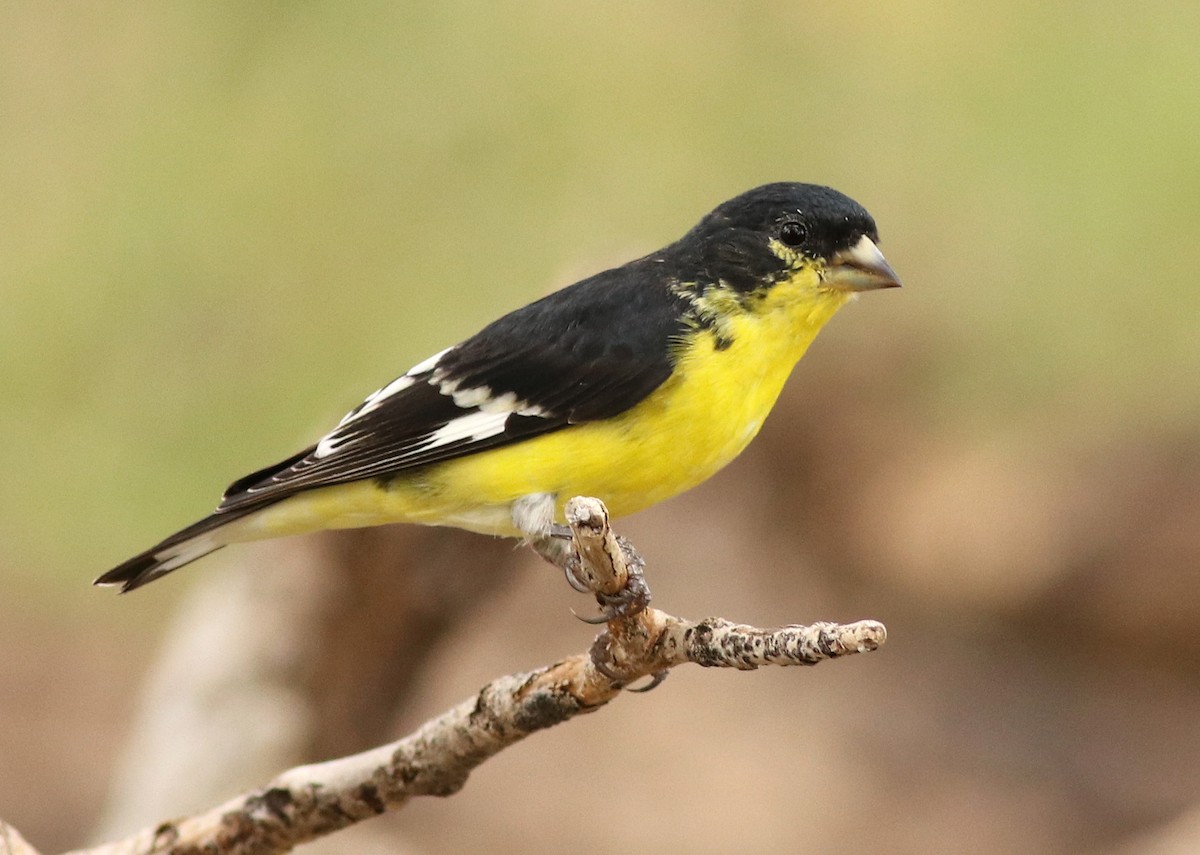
[779,220,808,248]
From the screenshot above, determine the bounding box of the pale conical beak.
[826,235,902,292]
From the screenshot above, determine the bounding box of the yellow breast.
[417,272,853,530]
[245,272,852,541]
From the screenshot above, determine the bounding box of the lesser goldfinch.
[96,183,900,592]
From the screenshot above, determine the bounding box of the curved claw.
[588,637,624,686]
[590,574,651,621]
[571,607,611,625]
[591,656,623,684]
[571,585,649,624]
[561,560,592,594]
[628,670,669,693]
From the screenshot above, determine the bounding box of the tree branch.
[10,497,886,855]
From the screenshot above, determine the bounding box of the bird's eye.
[779,220,808,248]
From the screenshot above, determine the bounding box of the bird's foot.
[572,570,651,624]
[589,634,668,692]
[530,526,592,592]
[531,523,651,622]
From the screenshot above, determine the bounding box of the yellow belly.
[240,281,851,541]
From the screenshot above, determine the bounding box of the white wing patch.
[335,346,453,431]
[315,408,508,466]
[446,383,494,409]
[336,375,414,428]
[440,383,546,416]
[409,347,452,376]
[422,410,509,449]
[314,430,358,460]
[313,343,550,463]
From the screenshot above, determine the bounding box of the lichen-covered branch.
[10,497,885,855]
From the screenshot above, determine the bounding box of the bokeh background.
[3,3,1199,853]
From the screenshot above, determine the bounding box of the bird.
[96,182,900,593]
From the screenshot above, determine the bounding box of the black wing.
[218,260,689,511]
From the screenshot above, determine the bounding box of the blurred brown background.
[2,3,1199,853]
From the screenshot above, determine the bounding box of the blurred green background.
[5,0,1198,595]
[3,2,1200,852]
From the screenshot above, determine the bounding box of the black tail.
[94,505,263,593]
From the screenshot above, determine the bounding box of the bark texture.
[5,498,884,855]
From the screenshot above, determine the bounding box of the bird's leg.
[512,494,651,620]
[564,533,652,624]
[513,494,591,591]
[532,527,591,594]
[545,523,594,592]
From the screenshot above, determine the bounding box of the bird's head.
[670,182,901,306]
